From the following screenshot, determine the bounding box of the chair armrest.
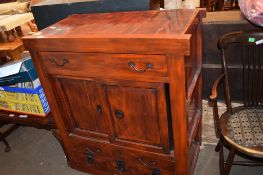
[209,74,225,102]
[209,74,225,138]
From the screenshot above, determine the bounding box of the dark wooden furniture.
[210,30,263,175]
[206,0,224,11]
[23,9,205,175]
[202,11,260,100]
[203,0,238,11]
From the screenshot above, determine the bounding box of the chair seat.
[220,106,263,158]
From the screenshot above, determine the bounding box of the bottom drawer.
[68,135,175,172]
[69,150,175,175]
[72,151,115,175]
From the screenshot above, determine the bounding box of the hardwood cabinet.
[23,9,206,175]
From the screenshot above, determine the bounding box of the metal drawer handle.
[86,152,94,164]
[128,61,153,73]
[116,160,125,173]
[49,58,69,67]
[152,168,161,175]
[86,147,101,164]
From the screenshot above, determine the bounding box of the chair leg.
[2,138,10,152]
[0,132,10,152]
[0,124,19,152]
[223,148,235,175]
[219,140,224,175]
[215,140,220,152]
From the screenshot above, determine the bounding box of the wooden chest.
[23,9,206,175]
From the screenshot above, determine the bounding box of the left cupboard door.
[52,77,113,141]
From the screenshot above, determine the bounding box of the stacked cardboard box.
[0,57,50,116]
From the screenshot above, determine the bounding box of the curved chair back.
[218,30,263,112]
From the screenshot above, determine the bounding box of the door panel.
[53,77,113,140]
[107,83,170,152]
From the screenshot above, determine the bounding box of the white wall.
[164,0,200,9]
[164,0,182,9]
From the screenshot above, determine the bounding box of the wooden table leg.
[28,20,38,32]
[4,30,15,42]
[206,0,213,11]
[234,0,238,8]
[218,0,225,10]
[0,123,19,152]
[15,26,23,37]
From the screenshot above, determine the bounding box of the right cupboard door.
[106,83,170,153]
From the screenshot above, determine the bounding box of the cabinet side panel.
[185,16,202,136]
[185,14,203,175]
[185,17,199,93]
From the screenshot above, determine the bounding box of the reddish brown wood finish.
[23,9,205,175]
[107,83,170,153]
[53,78,112,140]
[39,52,169,83]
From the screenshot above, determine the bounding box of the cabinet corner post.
[167,55,189,175]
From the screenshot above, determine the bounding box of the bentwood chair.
[210,30,263,175]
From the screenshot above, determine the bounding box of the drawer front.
[69,135,175,172]
[71,150,174,175]
[40,52,168,82]
[71,151,115,175]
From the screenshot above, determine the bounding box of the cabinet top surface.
[26,9,201,39]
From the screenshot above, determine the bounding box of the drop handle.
[115,110,124,119]
[128,61,153,73]
[152,168,161,175]
[86,148,101,164]
[49,58,69,67]
[86,152,94,164]
[116,160,125,172]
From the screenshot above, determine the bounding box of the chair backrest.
[218,30,263,111]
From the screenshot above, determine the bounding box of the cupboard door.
[107,83,170,153]
[53,77,113,140]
